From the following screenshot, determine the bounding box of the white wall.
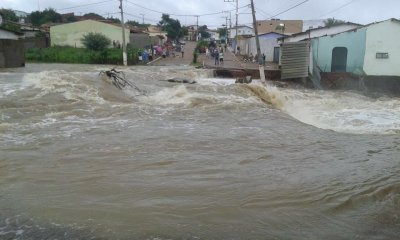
[364,20,400,76]
[285,24,360,43]
[248,37,280,62]
[229,27,253,38]
[0,29,19,40]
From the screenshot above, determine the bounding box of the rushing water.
[0,64,399,240]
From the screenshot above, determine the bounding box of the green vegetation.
[158,14,186,40]
[0,8,22,33]
[26,47,141,65]
[198,25,211,40]
[81,32,111,51]
[126,20,150,29]
[29,8,62,26]
[324,18,346,27]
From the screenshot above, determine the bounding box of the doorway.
[273,47,280,63]
[331,47,348,72]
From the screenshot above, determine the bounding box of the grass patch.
[26,46,141,65]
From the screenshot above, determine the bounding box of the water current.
[0,64,399,239]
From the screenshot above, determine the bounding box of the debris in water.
[99,68,144,94]
[161,78,197,84]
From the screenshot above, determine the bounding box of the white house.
[229,25,253,39]
[237,32,285,62]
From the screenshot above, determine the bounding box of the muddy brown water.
[0,64,399,239]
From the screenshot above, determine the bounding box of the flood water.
[0,64,399,239]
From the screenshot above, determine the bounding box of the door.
[331,47,348,72]
[273,47,280,63]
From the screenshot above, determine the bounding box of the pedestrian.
[181,45,184,58]
[262,53,266,65]
[205,47,210,58]
[214,48,219,65]
[219,50,224,65]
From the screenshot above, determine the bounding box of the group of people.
[204,46,225,65]
[138,42,185,63]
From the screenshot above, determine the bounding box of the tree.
[217,28,227,38]
[81,32,111,51]
[29,8,62,26]
[324,18,346,27]
[106,17,121,24]
[83,13,105,20]
[0,9,19,22]
[158,14,184,40]
[198,25,210,40]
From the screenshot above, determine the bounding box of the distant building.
[237,32,286,63]
[50,20,130,48]
[256,19,303,36]
[206,29,220,42]
[228,25,253,39]
[145,25,167,44]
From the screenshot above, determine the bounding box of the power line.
[57,0,114,11]
[125,0,249,17]
[317,0,360,18]
[268,0,309,19]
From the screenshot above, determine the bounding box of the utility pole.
[250,0,266,84]
[196,15,199,41]
[119,0,127,66]
[225,16,228,45]
[235,0,238,52]
[140,14,144,24]
[224,0,237,50]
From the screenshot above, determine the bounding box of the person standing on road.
[219,51,224,65]
[214,48,219,65]
[181,45,184,58]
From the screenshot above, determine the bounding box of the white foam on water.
[280,90,400,135]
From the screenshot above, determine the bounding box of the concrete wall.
[0,39,25,68]
[364,20,400,76]
[311,28,366,73]
[50,20,130,48]
[24,37,49,49]
[0,29,20,40]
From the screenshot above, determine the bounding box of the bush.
[81,32,111,51]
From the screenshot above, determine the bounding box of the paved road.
[149,41,278,70]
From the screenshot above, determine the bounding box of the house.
[311,18,400,76]
[206,29,220,42]
[145,25,166,44]
[50,20,130,48]
[229,25,253,39]
[256,19,303,35]
[237,32,286,62]
[279,22,361,79]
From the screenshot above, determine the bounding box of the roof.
[0,26,24,35]
[288,22,362,38]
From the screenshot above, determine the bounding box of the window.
[376,52,389,59]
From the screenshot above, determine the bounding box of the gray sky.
[1,0,399,28]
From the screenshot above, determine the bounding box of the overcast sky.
[1,0,399,29]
